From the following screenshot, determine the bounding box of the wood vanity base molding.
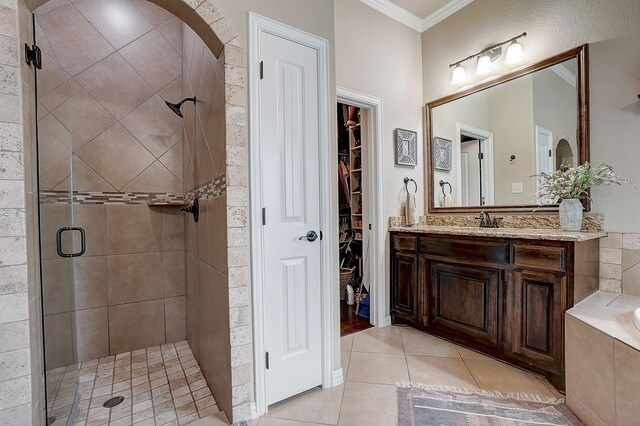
[390,231,600,391]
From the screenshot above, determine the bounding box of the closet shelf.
[351,169,362,173]
[350,146,361,151]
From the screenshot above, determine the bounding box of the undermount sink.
[634,308,640,331]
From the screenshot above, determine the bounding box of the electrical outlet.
[512,183,523,194]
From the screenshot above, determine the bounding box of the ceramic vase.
[559,198,583,231]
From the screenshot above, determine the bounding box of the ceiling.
[390,0,451,19]
[359,0,474,32]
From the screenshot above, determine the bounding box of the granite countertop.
[388,225,607,242]
[568,291,640,352]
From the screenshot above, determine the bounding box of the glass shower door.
[32,14,81,425]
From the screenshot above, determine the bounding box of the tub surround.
[566,291,640,425]
[389,224,606,242]
[567,291,640,352]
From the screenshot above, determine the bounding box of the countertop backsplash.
[389,214,604,231]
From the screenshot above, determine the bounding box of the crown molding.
[359,0,422,32]
[421,0,475,31]
[359,0,474,33]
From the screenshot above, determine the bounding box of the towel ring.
[404,177,417,193]
[439,180,452,196]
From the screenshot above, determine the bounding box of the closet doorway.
[338,102,373,336]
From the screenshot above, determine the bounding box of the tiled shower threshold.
[46,341,223,425]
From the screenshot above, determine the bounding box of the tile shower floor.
[46,341,223,426]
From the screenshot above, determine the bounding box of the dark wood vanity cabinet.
[390,232,600,391]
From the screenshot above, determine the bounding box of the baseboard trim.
[379,315,392,327]
[332,368,344,386]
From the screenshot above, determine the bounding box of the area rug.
[397,385,582,425]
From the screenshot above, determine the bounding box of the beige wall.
[335,0,423,317]
[422,0,640,232]
[181,22,233,418]
[490,75,535,205]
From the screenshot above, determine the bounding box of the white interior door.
[259,31,323,406]
[535,126,554,203]
[461,140,481,205]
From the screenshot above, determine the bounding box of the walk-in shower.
[31,0,229,424]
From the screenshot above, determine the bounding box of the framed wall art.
[433,137,452,171]
[396,128,417,166]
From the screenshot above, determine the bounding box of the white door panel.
[259,32,322,405]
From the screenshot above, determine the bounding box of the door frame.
[248,13,334,418]
[455,122,495,206]
[336,88,386,328]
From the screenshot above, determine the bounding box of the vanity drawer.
[392,234,417,251]
[512,244,566,272]
[419,237,510,265]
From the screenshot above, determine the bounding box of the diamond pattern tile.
[121,94,182,158]
[75,123,155,191]
[37,3,115,76]
[73,0,154,50]
[50,81,116,152]
[76,53,155,120]
[123,161,183,193]
[120,29,181,91]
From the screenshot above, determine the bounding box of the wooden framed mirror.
[425,44,589,214]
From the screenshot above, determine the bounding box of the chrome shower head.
[165,97,196,118]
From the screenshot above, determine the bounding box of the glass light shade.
[504,41,524,65]
[476,54,493,75]
[450,65,467,85]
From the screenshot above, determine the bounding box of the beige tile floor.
[46,341,224,426]
[251,324,564,426]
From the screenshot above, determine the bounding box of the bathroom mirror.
[426,44,589,213]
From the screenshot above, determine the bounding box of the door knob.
[298,230,318,242]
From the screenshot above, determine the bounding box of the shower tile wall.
[181,23,232,418]
[33,0,189,369]
[40,204,186,369]
[35,0,183,194]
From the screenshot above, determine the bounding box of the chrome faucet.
[476,211,502,228]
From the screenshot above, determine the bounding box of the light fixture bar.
[449,32,527,68]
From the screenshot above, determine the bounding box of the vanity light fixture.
[504,40,524,65]
[450,64,468,85]
[476,54,493,75]
[449,32,527,84]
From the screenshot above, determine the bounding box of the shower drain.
[102,396,125,408]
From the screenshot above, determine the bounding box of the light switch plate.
[512,183,523,194]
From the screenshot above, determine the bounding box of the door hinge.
[369,224,372,230]
[25,44,42,69]
[548,149,552,157]
[260,61,264,80]
[265,352,270,369]
[262,207,266,225]
[319,231,323,241]
[478,153,484,160]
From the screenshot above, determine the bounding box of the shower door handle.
[56,227,86,258]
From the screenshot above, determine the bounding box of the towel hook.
[404,177,417,193]
[439,180,452,196]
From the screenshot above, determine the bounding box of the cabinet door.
[391,251,418,323]
[511,269,565,369]
[429,262,500,347]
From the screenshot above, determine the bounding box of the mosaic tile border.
[39,191,185,205]
[185,175,226,201]
[389,214,604,231]
[39,176,227,205]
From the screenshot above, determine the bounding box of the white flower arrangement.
[534,162,627,203]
